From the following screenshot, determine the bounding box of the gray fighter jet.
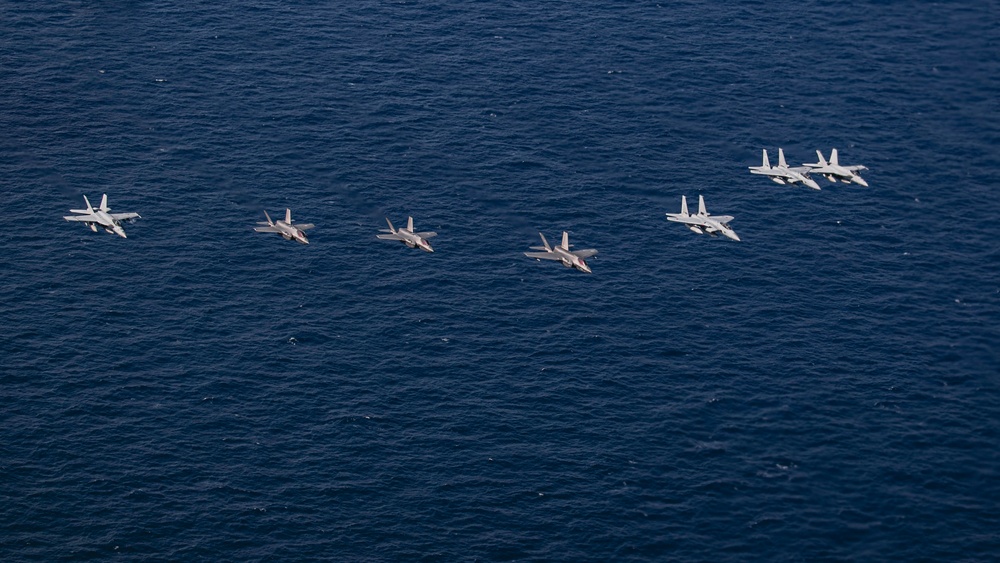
[524,231,597,273]
[376,216,436,252]
[666,195,740,242]
[803,149,869,187]
[63,194,140,239]
[254,209,314,244]
[749,148,821,190]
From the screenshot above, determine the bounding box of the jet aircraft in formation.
[666,195,740,242]
[803,149,869,187]
[524,231,598,274]
[63,194,140,239]
[748,148,821,190]
[376,216,436,252]
[63,145,866,270]
[254,209,314,244]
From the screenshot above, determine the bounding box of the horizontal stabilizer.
[528,246,549,251]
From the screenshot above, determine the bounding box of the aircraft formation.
[63,148,868,273]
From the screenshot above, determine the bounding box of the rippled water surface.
[2,1,998,560]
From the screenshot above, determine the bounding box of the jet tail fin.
[285,208,292,224]
[815,150,828,166]
[263,210,274,226]
[70,195,95,214]
[561,231,570,250]
[680,195,689,216]
[830,148,839,166]
[407,216,414,231]
[698,195,707,216]
[538,232,552,252]
[100,194,109,212]
[385,217,396,233]
[778,148,788,168]
[762,149,771,169]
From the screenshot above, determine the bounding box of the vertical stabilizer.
[100,194,109,212]
[815,150,828,166]
[263,210,274,225]
[830,148,839,166]
[83,195,94,213]
[762,149,771,168]
[285,209,292,224]
[385,217,396,233]
[538,232,552,252]
[698,195,707,216]
[778,148,788,168]
[560,231,570,250]
[680,195,689,216]
[407,216,414,232]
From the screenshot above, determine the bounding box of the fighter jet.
[63,194,140,238]
[524,231,597,273]
[803,149,869,187]
[254,209,314,244]
[748,148,821,190]
[376,216,436,252]
[665,195,740,242]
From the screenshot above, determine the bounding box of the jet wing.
[415,231,437,239]
[376,234,404,240]
[524,251,561,261]
[571,249,598,258]
[667,215,711,227]
[110,212,140,221]
[64,213,113,226]
[64,214,97,222]
[254,226,281,233]
[710,215,734,223]
[788,166,814,174]
[845,165,868,171]
[294,223,315,230]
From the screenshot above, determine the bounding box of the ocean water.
[2,1,998,560]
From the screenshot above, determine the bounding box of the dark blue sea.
[2,1,999,560]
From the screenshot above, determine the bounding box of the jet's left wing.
[845,165,868,171]
[415,231,437,238]
[110,212,140,221]
[294,223,315,230]
[524,252,562,261]
[254,226,281,233]
[710,215,734,223]
[376,233,404,240]
[571,249,598,259]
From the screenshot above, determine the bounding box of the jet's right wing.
[110,212,140,221]
[524,251,562,261]
[415,231,437,239]
[64,214,97,222]
[666,215,710,226]
[571,249,598,259]
[295,223,315,230]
